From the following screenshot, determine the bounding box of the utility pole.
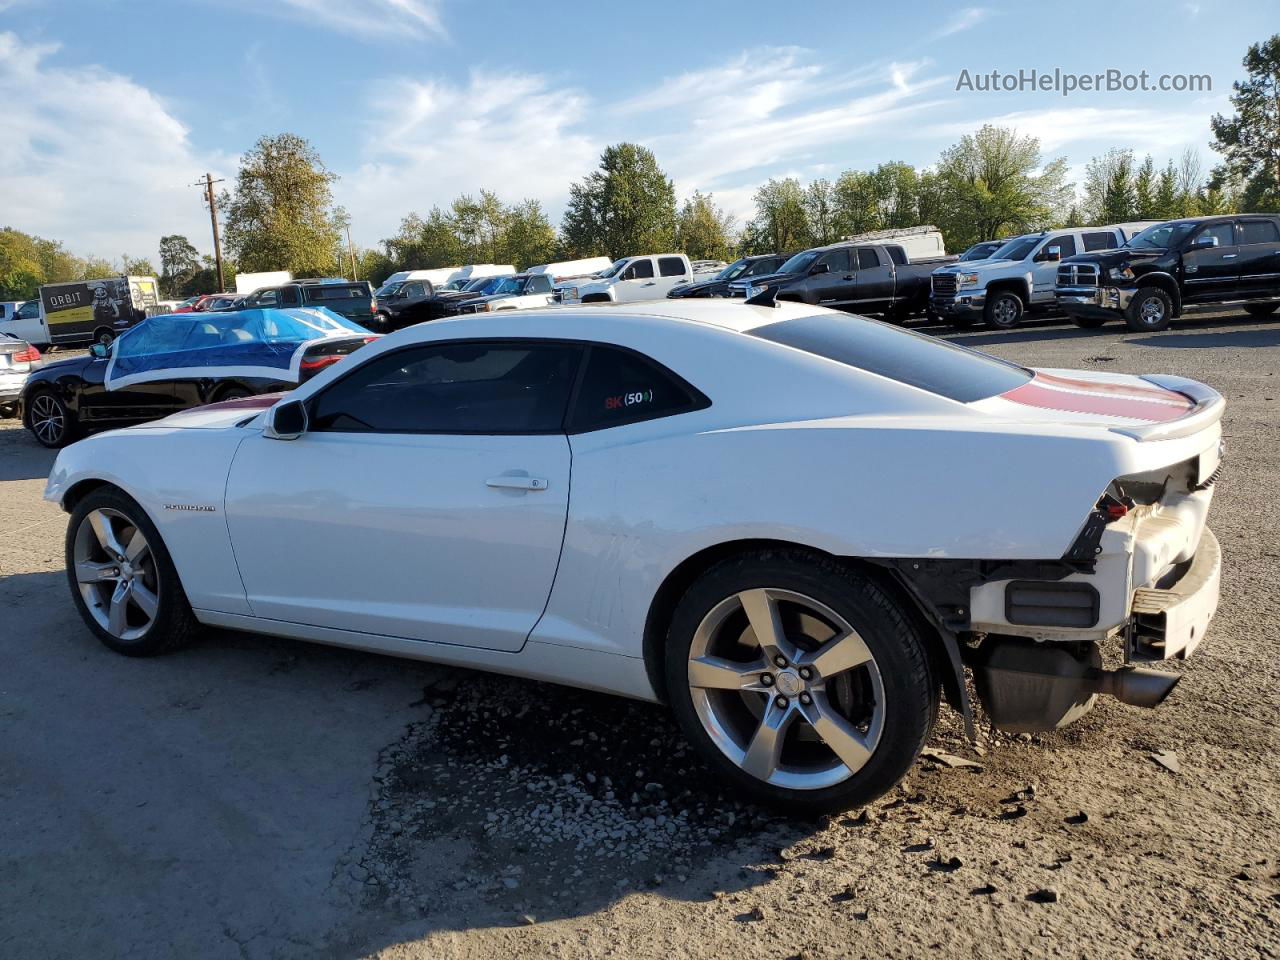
[345,222,358,279]
[192,173,226,291]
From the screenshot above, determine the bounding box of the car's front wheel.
[66,488,199,656]
[984,291,1024,329]
[26,390,80,448]
[665,551,936,813]
[1125,287,1173,332]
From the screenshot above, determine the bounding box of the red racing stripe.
[1002,373,1193,423]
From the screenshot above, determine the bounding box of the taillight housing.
[12,345,40,364]
[300,355,344,372]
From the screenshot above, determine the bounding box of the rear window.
[304,284,368,301]
[749,313,1031,403]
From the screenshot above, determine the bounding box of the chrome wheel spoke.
[130,582,159,619]
[803,630,873,680]
[75,560,118,584]
[107,581,131,635]
[741,702,793,781]
[88,510,125,559]
[124,528,150,564]
[689,655,766,691]
[801,698,874,775]
[737,589,797,664]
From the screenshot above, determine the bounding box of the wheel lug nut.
[775,696,788,709]
[773,655,787,668]
[799,667,812,680]
[799,692,812,705]
[760,674,774,686]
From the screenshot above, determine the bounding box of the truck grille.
[931,273,958,296]
[1057,263,1100,287]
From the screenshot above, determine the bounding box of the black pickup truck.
[1057,214,1280,332]
[727,242,955,321]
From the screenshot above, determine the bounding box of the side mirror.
[810,262,831,275]
[89,342,109,359]
[1041,245,1062,262]
[1189,235,1219,250]
[265,399,308,440]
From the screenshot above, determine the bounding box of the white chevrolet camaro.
[45,300,1224,811]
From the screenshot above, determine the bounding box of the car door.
[850,247,894,311]
[1182,221,1239,302]
[1032,234,1077,300]
[614,258,657,301]
[76,349,179,426]
[526,273,555,306]
[1234,218,1280,298]
[806,248,854,306]
[223,339,582,652]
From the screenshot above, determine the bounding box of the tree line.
[2,33,1276,302]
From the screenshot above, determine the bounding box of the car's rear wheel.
[66,489,199,656]
[1125,287,1173,332]
[984,291,1024,329]
[27,391,80,448]
[665,551,936,813]
[1243,302,1278,317]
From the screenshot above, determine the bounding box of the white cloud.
[266,0,445,39]
[0,32,233,264]
[925,105,1219,153]
[931,7,992,39]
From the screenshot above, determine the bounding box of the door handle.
[1222,253,1238,259]
[486,476,549,491]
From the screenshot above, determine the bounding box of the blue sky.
[2,0,1275,264]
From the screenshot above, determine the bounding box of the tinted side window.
[817,249,849,272]
[1197,222,1235,247]
[623,259,655,280]
[17,301,39,319]
[1083,231,1116,251]
[857,248,881,269]
[746,259,778,276]
[569,346,708,433]
[1237,220,1280,245]
[279,286,301,307]
[529,274,553,294]
[1048,236,1077,258]
[658,257,686,277]
[311,341,582,434]
[885,245,906,266]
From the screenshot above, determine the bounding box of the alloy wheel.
[687,588,886,791]
[72,508,160,641]
[29,394,66,445]
[991,297,1019,327]
[1139,296,1166,326]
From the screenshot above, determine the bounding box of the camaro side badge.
[164,503,217,513]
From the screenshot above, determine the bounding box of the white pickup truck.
[559,254,693,304]
[929,222,1160,329]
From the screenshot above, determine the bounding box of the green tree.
[931,125,1071,250]
[1152,162,1181,218]
[745,178,811,254]
[675,191,736,260]
[122,255,157,277]
[1134,156,1157,219]
[1211,33,1280,211]
[80,257,116,280]
[500,199,558,269]
[560,143,676,257]
[0,228,48,299]
[1084,149,1137,223]
[803,179,837,245]
[831,170,879,237]
[158,234,201,296]
[223,132,341,276]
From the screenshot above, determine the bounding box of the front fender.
[46,427,254,615]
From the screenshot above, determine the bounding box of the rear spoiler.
[1110,375,1225,441]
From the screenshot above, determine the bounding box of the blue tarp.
[105,307,366,390]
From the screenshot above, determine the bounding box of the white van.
[526,257,613,283]
[0,300,47,345]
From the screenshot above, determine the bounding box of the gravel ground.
[0,310,1276,959]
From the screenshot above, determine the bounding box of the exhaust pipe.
[1092,666,1181,708]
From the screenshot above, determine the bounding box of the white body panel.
[45,301,1223,702]
[0,300,50,345]
[561,255,693,304]
[527,258,613,282]
[234,271,293,295]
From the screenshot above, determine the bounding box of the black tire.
[1125,287,1173,332]
[65,487,200,657]
[581,294,611,304]
[983,290,1024,329]
[1069,313,1108,329]
[664,550,937,813]
[0,404,16,420]
[1243,302,1279,318]
[25,390,81,448]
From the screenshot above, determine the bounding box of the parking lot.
[1,311,1277,959]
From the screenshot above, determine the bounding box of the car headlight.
[957,273,980,287]
[1110,266,1135,281]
